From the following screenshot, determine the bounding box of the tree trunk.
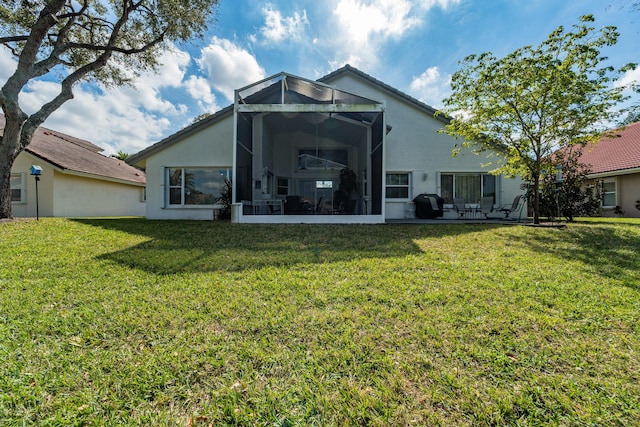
[0,161,13,219]
[0,118,29,219]
[532,173,540,224]
[0,145,19,219]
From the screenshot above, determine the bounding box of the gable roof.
[1,115,145,185]
[127,105,234,167]
[579,121,640,176]
[128,64,448,166]
[318,64,449,124]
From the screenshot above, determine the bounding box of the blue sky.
[1,0,638,155]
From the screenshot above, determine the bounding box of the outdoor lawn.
[1,218,638,426]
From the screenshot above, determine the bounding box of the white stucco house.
[128,65,524,223]
[4,115,146,218]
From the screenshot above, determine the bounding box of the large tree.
[0,0,220,218]
[439,15,636,224]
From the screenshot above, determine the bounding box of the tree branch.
[0,35,30,44]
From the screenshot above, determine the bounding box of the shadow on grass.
[516,221,640,291]
[72,218,493,275]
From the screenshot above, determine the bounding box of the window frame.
[385,172,411,200]
[166,167,232,208]
[440,172,496,204]
[276,177,290,197]
[10,173,26,204]
[601,178,617,208]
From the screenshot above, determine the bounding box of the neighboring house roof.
[579,121,640,176]
[127,64,447,166]
[1,114,146,185]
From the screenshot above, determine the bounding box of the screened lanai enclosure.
[232,73,386,223]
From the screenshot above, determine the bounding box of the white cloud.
[260,6,309,43]
[184,75,219,112]
[0,46,17,82]
[409,66,452,108]
[417,0,462,10]
[20,79,173,155]
[334,0,419,44]
[10,46,199,155]
[615,65,640,89]
[328,0,461,71]
[107,47,191,116]
[196,37,266,103]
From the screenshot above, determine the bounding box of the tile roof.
[579,121,640,175]
[1,115,145,185]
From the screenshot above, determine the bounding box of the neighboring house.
[128,65,524,223]
[577,121,640,218]
[3,115,146,218]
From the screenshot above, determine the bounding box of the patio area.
[386,217,530,224]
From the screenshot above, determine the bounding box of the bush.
[528,146,603,222]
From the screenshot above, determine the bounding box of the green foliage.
[529,146,603,222]
[0,0,220,87]
[110,150,130,161]
[0,0,221,219]
[619,103,640,126]
[439,15,636,224]
[1,218,639,425]
[216,178,233,219]
[191,112,212,124]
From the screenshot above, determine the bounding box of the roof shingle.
[1,115,145,185]
[579,121,640,175]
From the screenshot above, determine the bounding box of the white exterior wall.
[138,72,526,222]
[52,172,145,217]
[10,151,145,218]
[144,115,234,220]
[10,152,54,217]
[324,74,525,219]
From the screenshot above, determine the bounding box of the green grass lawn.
[1,218,639,426]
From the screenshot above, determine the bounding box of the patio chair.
[499,195,522,219]
[453,197,466,218]
[480,196,495,218]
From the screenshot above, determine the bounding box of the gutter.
[587,167,640,179]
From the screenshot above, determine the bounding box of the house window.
[385,173,410,199]
[276,177,289,196]
[167,167,231,206]
[440,173,496,204]
[10,173,25,203]
[602,179,616,208]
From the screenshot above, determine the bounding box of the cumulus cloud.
[328,0,461,71]
[20,79,174,155]
[6,46,199,155]
[0,46,17,81]
[184,75,219,112]
[260,6,309,43]
[615,65,640,89]
[196,37,266,103]
[409,66,452,108]
[106,47,191,116]
[334,0,419,44]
